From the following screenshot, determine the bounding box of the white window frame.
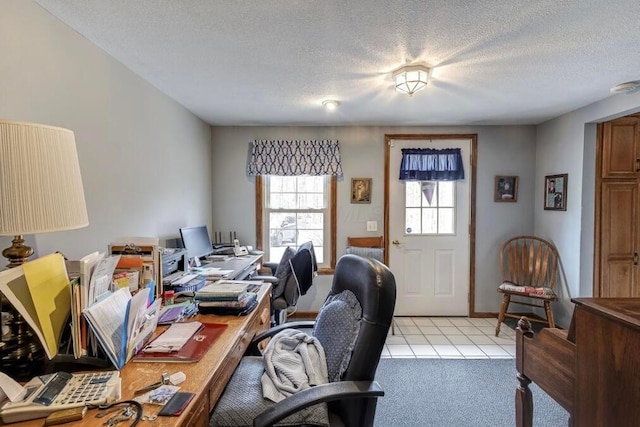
[255,175,336,271]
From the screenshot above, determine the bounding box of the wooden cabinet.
[601,117,640,179]
[597,114,640,297]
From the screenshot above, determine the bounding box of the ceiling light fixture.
[322,100,340,111]
[610,80,640,94]
[393,64,430,96]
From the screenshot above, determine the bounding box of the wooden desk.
[516,298,640,427]
[9,285,271,427]
[572,298,640,427]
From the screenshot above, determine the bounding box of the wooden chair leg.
[544,301,555,328]
[391,317,396,335]
[496,294,511,336]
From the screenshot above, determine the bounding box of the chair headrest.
[331,254,396,332]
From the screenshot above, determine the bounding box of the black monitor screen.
[180,225,214,261]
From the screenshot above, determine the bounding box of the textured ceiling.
[34,0,640,126]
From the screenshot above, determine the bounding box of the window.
[256,175,336,270]
[405,180,455,235]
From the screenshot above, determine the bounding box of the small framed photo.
[351,178,372,204]
[494,176,518,202]
[544,174,568,211]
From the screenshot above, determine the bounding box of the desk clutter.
[0,228,267,425]
[0,370,121,424]
[195,280,263,315]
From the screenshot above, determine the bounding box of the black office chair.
[210,254,396,427]
[254,241,317,325]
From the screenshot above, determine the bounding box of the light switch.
[366,221,378,231]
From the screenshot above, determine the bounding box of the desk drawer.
[208,329,253,410]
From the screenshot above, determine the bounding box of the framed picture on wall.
[544,173,568,211]
[351,178,372,204]
[494,176,518,202]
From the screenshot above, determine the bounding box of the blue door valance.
[399,148,465,181]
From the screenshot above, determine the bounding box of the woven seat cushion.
[313,290,362,382]
[498,281,557,300]
[210,356,329,427]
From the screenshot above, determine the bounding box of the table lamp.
[0,119,89,377]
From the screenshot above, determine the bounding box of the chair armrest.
[263,262,279,273]
[252,274,279,284]
[253,381,384,427]
[245,320,316,355]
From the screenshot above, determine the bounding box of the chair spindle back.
[501,236,559,289]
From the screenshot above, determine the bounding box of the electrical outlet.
[366,221,377,232]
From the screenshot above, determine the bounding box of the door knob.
[392,240,400,245]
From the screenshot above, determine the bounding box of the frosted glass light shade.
[393,65,430,96]
[0,120,89,235]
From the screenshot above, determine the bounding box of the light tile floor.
[382,317,515,359]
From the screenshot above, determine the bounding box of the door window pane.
[404,181,456,235]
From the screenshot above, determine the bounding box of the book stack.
[194,280,261,315]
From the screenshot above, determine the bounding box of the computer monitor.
[179,225,214,265]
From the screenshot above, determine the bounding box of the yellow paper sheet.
[22,253,72,358]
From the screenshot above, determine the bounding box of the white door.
[388,138,471,315]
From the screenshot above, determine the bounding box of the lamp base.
[0,303,45,381]
[2,235,34,268]
[1,239,45,380]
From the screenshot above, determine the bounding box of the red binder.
[133,322,227,363]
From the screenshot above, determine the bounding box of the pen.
[134,373,170,395]
[143,345,177,353]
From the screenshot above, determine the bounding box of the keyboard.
[0,371,120,424]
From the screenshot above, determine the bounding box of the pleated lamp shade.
[0,120,89,236]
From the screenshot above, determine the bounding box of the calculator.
[0,371,121,424]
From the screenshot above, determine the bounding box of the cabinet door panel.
[601,117,640,179]
[599,181,639,297]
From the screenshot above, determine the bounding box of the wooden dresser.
[516,298,640,427]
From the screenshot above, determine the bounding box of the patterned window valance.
[399,148,465,181]
[247,139,343,176]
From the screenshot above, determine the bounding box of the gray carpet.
[374,358,569,427]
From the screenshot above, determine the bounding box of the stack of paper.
[195,280,249,300]
[65,251,106,357]
[191,266,234,279]
[195,280,261,311]
[82,286,161,369]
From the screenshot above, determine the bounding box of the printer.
[161,248,188,277]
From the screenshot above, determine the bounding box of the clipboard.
[133,322,227,363]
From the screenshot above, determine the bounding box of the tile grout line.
[383,317,515,359]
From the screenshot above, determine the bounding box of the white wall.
[0,1,212,262]
[535,92,640,327]
[211,125,537,312]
